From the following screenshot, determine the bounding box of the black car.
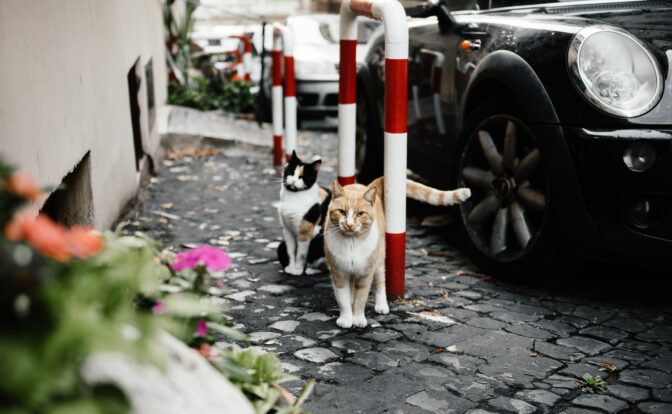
[356,0,672,273]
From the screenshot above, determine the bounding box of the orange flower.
[4,210,33,241]
[6,171,42,201]
[67,226,104,258]
[22,214,71,261]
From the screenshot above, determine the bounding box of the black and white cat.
[277,151,331,275]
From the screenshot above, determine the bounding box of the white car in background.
[261,14,380,122]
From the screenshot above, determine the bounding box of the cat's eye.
[357,211,365,217]
[337,209,346,215]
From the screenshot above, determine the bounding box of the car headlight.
[568,27,663,118]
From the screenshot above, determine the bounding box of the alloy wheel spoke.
[518,186,546,211]
[509,201,532,248]
[490,207,509,256]
[515,148,540,181]
[462,167,495,190]
[467,193,499,225]
[478,130,504,176]
[503,121,517,172]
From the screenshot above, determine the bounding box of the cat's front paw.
[375,301,389,315]
[284,265,303,276]
[352,314,368,328]
[451,188,471,205]
[336,315,353,328]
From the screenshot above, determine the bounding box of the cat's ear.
[310,158,322,172]
[364,186,377,205]
[290,150,299,163]
[332,181,344,198]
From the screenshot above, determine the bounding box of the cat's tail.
[407,179,471,206]
[368,177,471,206]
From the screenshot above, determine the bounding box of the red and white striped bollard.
[272,24,297,164]
[271,29,284,166]
[339,0,409,298]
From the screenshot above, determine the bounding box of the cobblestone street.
[123,127,672,414]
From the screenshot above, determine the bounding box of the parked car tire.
[454,99,557,276]
[355,84,383,184]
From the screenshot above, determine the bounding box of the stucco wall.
[0,0,168,229]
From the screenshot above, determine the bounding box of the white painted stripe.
[243,52,252,76]
[338,103,357,179]
[373,0,408,60]
[272,86,283,136]
[385,41,408,60]
[236,63,245,76]
[340,1,358,40]
[433,93,446,134]
[384,132,407,233]
[284,97,297,155]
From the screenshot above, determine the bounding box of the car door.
[408,22,462,171]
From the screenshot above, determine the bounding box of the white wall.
[0,0,168,229]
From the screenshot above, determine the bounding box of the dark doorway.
[41,152,94,226]
[127,59,143,171]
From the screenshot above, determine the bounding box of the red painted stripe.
[284,56,295,97]
[385,232,406,298]
[432,67,442,94]
[338,176,356,186]
[272,51,282,86]
[273,135,283,166]
[245,73,251,82]
[242,37,251,53]
[339,40,357,104]
[384,59,408,134]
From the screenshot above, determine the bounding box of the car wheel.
[455,99,553,276]
[355,88,383,184]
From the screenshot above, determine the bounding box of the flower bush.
[0,163,312,414]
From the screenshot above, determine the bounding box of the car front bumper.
[295,80,338,117]
[535,125,672,266]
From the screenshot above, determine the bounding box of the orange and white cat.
[324,178,470,328]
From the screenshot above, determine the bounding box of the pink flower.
[151,301,165,314]
[171,245,231,272]
[195,319,208,337]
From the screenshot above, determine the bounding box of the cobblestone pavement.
[123,128,672,414]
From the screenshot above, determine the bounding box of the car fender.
[461,50,560,128]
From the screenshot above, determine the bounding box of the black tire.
[355,85,383,184]
[453,99,558,277]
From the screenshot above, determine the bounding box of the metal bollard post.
[339,0,409,298]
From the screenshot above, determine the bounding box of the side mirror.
[405,0,475,35]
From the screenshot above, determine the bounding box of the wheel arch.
[461,50,560,128]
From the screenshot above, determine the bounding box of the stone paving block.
[607,384,650,402]
[293,347,338,364]
[556,336,611,355]
[406,390,476,413]
[488,396,537,413]
[429,352,484,374]
[505,324,555,340]
[534,340,585,362]
[652,388,672,402]
[478,347,563,387]
[578,326,628,345]
[515,389,561,406]
[451,329,534,358]
[620,369,672,388]
[350,351,399,371]
[572,394,628,413]
[638,401,672,414]
[268,320,299,333]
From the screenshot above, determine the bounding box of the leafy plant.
[216,346,315,414]
[221,80,257,114]
[163,0,197,86]
[577,373,608,394]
